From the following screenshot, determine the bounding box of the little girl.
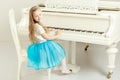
[27,6,70,74]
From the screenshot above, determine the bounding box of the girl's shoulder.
[34,23,45,33]
[34,23,42,28]
[34,23,44,30]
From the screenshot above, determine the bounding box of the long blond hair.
[29,6,48,43]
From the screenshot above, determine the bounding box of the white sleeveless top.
[34,23,46,42]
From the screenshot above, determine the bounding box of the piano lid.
[99,1,120,11]
[43,0,99,14]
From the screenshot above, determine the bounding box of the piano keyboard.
[48,26,105,36]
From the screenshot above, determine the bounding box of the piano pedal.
[107,72,113,79]
[85,45,89,51]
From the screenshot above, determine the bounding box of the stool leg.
[17,60,22,80]
[48,69,51,80]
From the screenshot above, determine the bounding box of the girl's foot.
[60,67,71,74]
[61,69,71,74]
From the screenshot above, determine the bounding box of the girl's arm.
[41,29,62,40]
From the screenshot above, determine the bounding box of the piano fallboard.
[41,12,110,33]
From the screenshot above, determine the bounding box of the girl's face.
[33,9,42,22]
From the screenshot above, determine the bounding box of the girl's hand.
[46,28,53,33]
[48,28,54,31]
[56,29,62,35]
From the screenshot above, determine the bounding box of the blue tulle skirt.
[27,40,66,70]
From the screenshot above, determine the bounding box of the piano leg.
[63,41,70,63]
[67,41,80,73]
[71,41,76,64]
[106,44,118,79]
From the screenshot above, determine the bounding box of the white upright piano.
[17,0,120,79]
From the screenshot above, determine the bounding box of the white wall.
[0,0,45,42]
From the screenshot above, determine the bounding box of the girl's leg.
[60,58,71,73]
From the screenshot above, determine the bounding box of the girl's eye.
[34,16,37,18]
